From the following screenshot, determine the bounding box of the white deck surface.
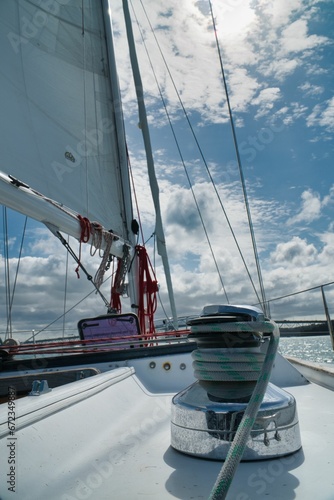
[0,355,334,499]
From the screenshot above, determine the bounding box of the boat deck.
[0,354,333,499]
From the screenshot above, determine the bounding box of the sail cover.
[0,0,132,241]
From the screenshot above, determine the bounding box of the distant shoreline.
[280,331,330,337]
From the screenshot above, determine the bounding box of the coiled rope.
[207,320,280,499]
[136,245,158,335]
[192,349,265,381]
[76,215,115,290]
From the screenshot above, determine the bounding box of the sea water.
[278,335,334,365]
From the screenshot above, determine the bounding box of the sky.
[1,0,334,339]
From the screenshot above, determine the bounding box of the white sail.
[0,0,134,246]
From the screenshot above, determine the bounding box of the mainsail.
[0,0,134,256]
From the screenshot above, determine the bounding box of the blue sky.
[1,0,334,337]
[112,0,334,320]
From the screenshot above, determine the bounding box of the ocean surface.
[278,335,334,365]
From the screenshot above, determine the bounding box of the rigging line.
[3,212,27,338]
[3,207,12,338]
[81,0,85,35]
[143,232,155,246]
[153,230,157,288]
[62,235,70,338]
[131,0,229,303]
[149,231,169,324]
[157,291,174,326]
[209,1,268,316]
[136,0,262,307]
[81,0,89,216]
[25,273,113,342]
[151,231,174,325]
[255,280,334,306]
[8,215,28,332]
[165,114,230,303]
[56,231,111,308]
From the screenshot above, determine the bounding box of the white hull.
[1,352,333,499]
[286,356,334,391]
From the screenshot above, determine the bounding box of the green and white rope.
[207,320,280,499]
[192,349,265,363]
[192,349,265,382]
[191,321,271,392]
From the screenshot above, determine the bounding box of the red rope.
[110,258,122,313]
[136,245,158,335]
[75,215,91,278]
[78,215,91,242]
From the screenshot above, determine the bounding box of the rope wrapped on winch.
[205,320,279,500]
[188,315,269,401]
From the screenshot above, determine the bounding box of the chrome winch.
[171,304,302,460]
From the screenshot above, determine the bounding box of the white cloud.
[108,0,332,146]
[287,189,322,225]
[252,87,281,118]
[307,97,334,131]
[299,82,324,97]
[0,228,120,337]
[261,58,300,82]
[256,0,304,29]
[287,185,334,226]
[290,102,308,120]
[270,236,317,266]
[323,185,334,207]
[279,19,328,55]
[227,68,260,113]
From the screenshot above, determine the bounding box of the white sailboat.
[1,1,334,499]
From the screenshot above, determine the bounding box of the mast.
[122,0,178,328]
[101,0,138,310]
